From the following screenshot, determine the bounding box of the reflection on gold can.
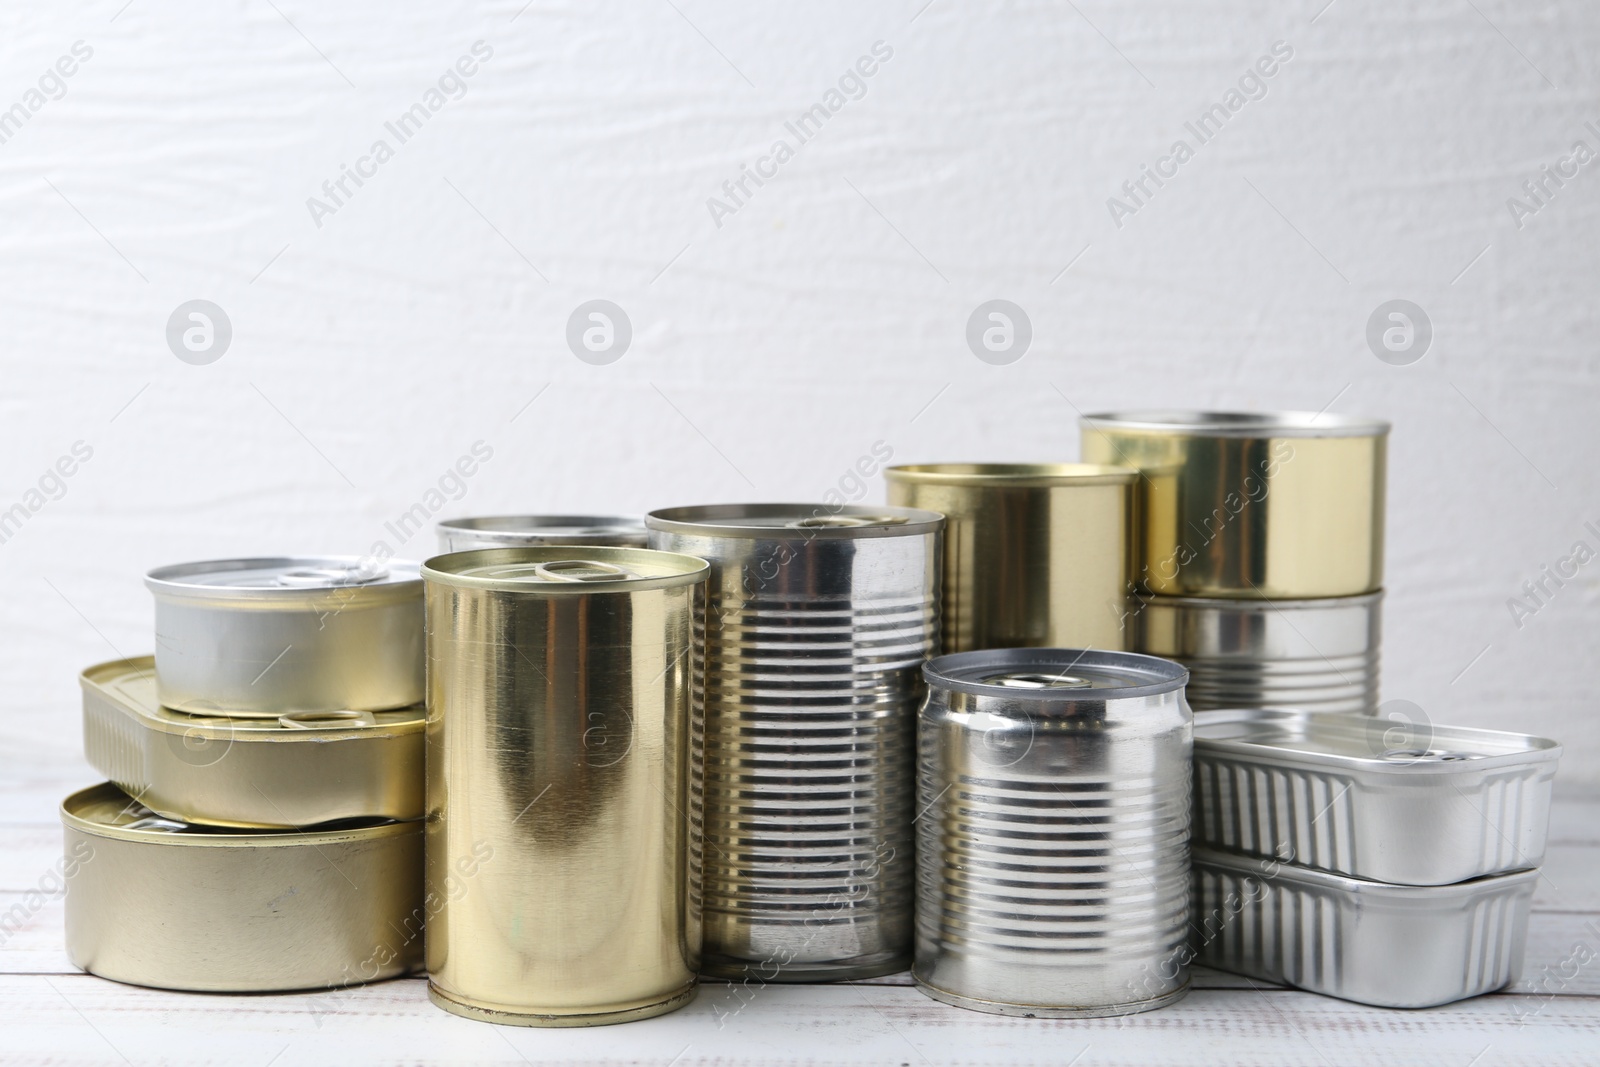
[1080,411,1388,599]
[885,464,1137,653]
[422,546,707,1026]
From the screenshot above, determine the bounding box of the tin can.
[1079,411,1389,599]
[145,557,423,715]
[81,656,424,828]
[1192,848,1537,1008]
[1193,708,1560,885]
[884,463,1137,653]
[1134,592,1382,714]
[645,503,942,982]
[916,648,1192,1017]
[435,515,648,552]
[422,546,707,1026]
[62,782,422,993]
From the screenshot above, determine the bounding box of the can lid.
[422,545,708,593]
[145,557,421,601]
[646,503,943,539]
[884,462,1137,487]
[435,515,647,543]
[1193,708,1562,774]
[924,648,1188,699]
[1081,410,1390,438]
[61,782,411,846]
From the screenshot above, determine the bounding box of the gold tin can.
[62,782,423,993]
[80,656,424,828]
[1080,411,1389,599]
[885,463,1137,653]
[422,546,708,1026]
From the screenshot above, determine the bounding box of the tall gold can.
[884,463,1137,653]
[421,546,708,1027]
[1080,411,1388,599]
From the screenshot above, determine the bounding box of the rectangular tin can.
[435,514,648,552]
[1194,708,1560,884]
[1192,848,1537,1008]
[1134,592,1381,714]
[884,463,1137,653]
[423,546,707,1026]
[81,656,424,828]
[646,503,942,982]
[145,557,423,715]
[1079,411,1388,599]
[63,782,422,993]
[915,648,1192,1018]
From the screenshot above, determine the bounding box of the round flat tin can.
[1080,411,1388,599]
[435,515,648,552]
[62,782,423,993]
[145,556,423,715]
[81,656,424,828]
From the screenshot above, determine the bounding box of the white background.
[0,1,1595,796]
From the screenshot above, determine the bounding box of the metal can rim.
[645,502,943,538]
[884,462,1137,487]
[1142,590,1385,611]
[1081,410,1390,439]
[61,782,416,847]
[435,514,646,542]
[422,545,708,593]
[1191,847,1540,897]
[145,556,421,604]
[924,647,1188,700]
[1193,707,1562,775]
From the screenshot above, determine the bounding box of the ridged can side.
[647,504,942,982]
[1135,592,1381,714]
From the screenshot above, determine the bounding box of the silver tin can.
[916,648,1192,1017]
[1193,708,1560,884]
[645,503,943,982]
[435,515,647,552]
[1135,592,1381,714]
[145,557,423,715]
[1192,848,1537,1008]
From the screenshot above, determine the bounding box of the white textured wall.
[1,1,1596,799]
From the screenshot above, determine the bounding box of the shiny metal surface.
[146,557,424,715]
[915,648,1192,1017]
[62,782,422,993]
[436,514,648,552]
[1192,849,1536,1008]
[1135,592,1382,714]
[1193,708,1560,884]
[1080,411,1388,599]
[422,546,707,1026]
[645,503,942,982]
[884,463,1137,653]
[80,656,423,828]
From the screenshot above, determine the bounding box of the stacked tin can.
[1080,411,1389,714]
[1190,708,1560,1007]
[65,557,428,992]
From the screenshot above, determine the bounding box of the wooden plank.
[0,973,1595,1067]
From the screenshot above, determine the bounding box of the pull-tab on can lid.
[646,503,943,539]
[925,648,1188,700]
[277,709,380,729]
[423,545,709,594]
[982,671,1094,690]
[145,557,421,600]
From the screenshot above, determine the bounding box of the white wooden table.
[5,769,1596,1066]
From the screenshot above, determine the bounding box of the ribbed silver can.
[916,648,1192,1017]
[645,503,943,982]
[1134,592,1381,714]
